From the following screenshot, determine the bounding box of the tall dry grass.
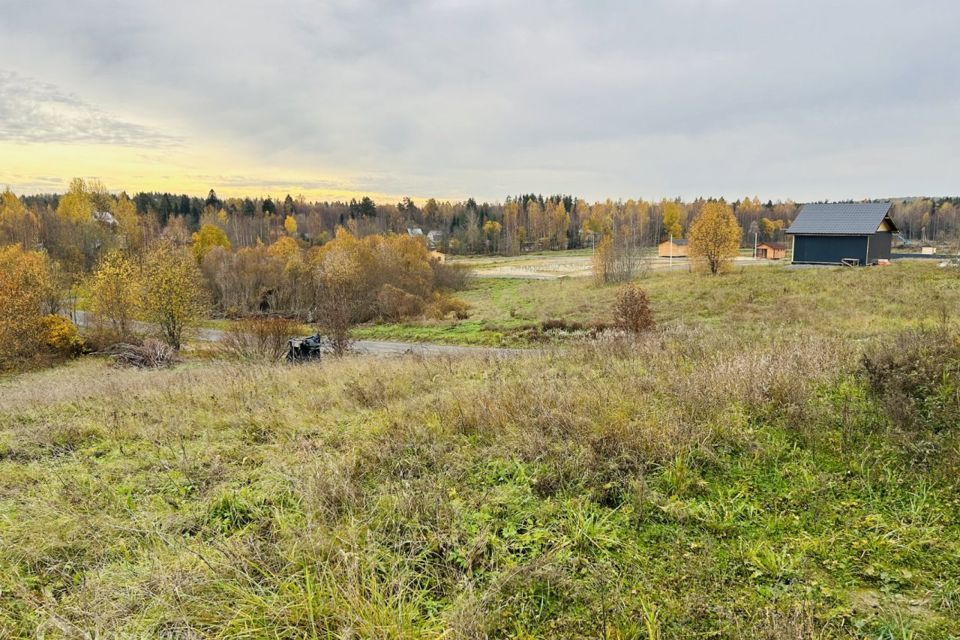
[1,325,957,637]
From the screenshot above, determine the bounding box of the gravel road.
[72,311,519,358]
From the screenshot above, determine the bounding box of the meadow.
[354,262,960,346]
[1,262,959,638]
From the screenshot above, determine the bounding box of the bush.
[377,284,425,321]
[614,284,656,334]
[862,326,960,432]
[424,292,470,320]
[0,245,61,370]
[221,316,300,361]
[40,315,85,357]
[431,260,471,291]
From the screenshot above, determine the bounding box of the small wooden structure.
[657,238,689,257]
[756,242,787,260]
[786,202,898,265]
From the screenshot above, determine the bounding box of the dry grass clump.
[220,316,300,361]
[862,324,960,434]
[613,284,655,334]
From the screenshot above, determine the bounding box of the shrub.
[0,245,60,369]
[614,284,656,334]
[542,318,585,332]
[377,284,425,321]
[221,316,299,361]
[862,326,960,433]
[431,260,470,291]
[40,315,85,357]
[425,292,470,320]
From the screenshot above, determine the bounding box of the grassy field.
[2,264,960,637]
[354,262,960,346]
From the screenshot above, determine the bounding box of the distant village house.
[756,242,787,260]
[426,230,444,249]
[657,238,688,257]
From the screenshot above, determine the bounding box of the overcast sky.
[0,0,957,202]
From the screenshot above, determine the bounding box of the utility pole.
[669,233,673,269]
[754,232,758,260]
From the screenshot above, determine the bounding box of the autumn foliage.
[688,201,743,275]
[0,245,79,370]
[88,250,139,338]
[141,241,210,349]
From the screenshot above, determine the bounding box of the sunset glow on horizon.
[2,1,958,203]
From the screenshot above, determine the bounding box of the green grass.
[352,320,513,346]
[1,322,959,637]
[358,262,960,346]
[3,263,960,637]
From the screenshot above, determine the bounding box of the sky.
[0,0,958,203]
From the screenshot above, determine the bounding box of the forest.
[6,180,960,278]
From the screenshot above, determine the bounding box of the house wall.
[758,245,786,260]
[657,242,688,257]
[792,235,867,264]
[867,232,892,263]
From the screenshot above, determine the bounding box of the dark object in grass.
[222,316,299,362]
[287,333,327,361]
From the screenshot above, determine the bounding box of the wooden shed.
[756,242,787,260]
[657,238,689,257]
[786,202,898,265]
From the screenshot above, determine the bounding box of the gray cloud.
[0,0,957,200]
[0,70,179,147]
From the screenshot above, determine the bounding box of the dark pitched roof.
[786,202,897,236]
[661,238,688,245]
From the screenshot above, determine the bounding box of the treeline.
[5,181,960,280]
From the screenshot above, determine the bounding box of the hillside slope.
[1,327,958,637]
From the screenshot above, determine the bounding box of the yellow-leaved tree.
[141,241,209,349]
[0,246,74,369]
[191,223,231,264]
[113,192,142,253]
[88,250,139,338]
[661,199,684,240]
[309,228,374,355]
[0,188,39,248]
[268,235,300,259]
[688,201,742,275]
[57,178,94,223]
[284,215,298,236]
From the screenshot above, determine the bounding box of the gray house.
[786,203,898,265]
